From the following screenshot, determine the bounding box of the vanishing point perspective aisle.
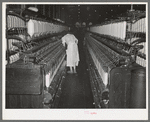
[58,29,94,108]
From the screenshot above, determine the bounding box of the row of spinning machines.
[6,8,69,108]
[6,8,146,108]
[85,10,146,108]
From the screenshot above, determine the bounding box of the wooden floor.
[58,30,94,108]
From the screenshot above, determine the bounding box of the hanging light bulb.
[89,22,92,26]
[131,4,133,10]
[87,6,90,11]
[130,4,134,11]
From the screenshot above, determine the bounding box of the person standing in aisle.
[61,32,80,74]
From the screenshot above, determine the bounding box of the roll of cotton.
[28,7,38,12]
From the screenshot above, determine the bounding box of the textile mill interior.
[5,3,146,109]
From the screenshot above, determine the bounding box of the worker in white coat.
[61,32,80,74]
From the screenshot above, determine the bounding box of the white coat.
[62,34,79,67]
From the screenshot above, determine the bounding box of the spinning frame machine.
[84,10,146,108]
[5,6,146,109]
[6,8,69,108]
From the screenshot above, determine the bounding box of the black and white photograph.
[2,2,148,120]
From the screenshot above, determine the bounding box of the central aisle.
[58,29,94,108]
